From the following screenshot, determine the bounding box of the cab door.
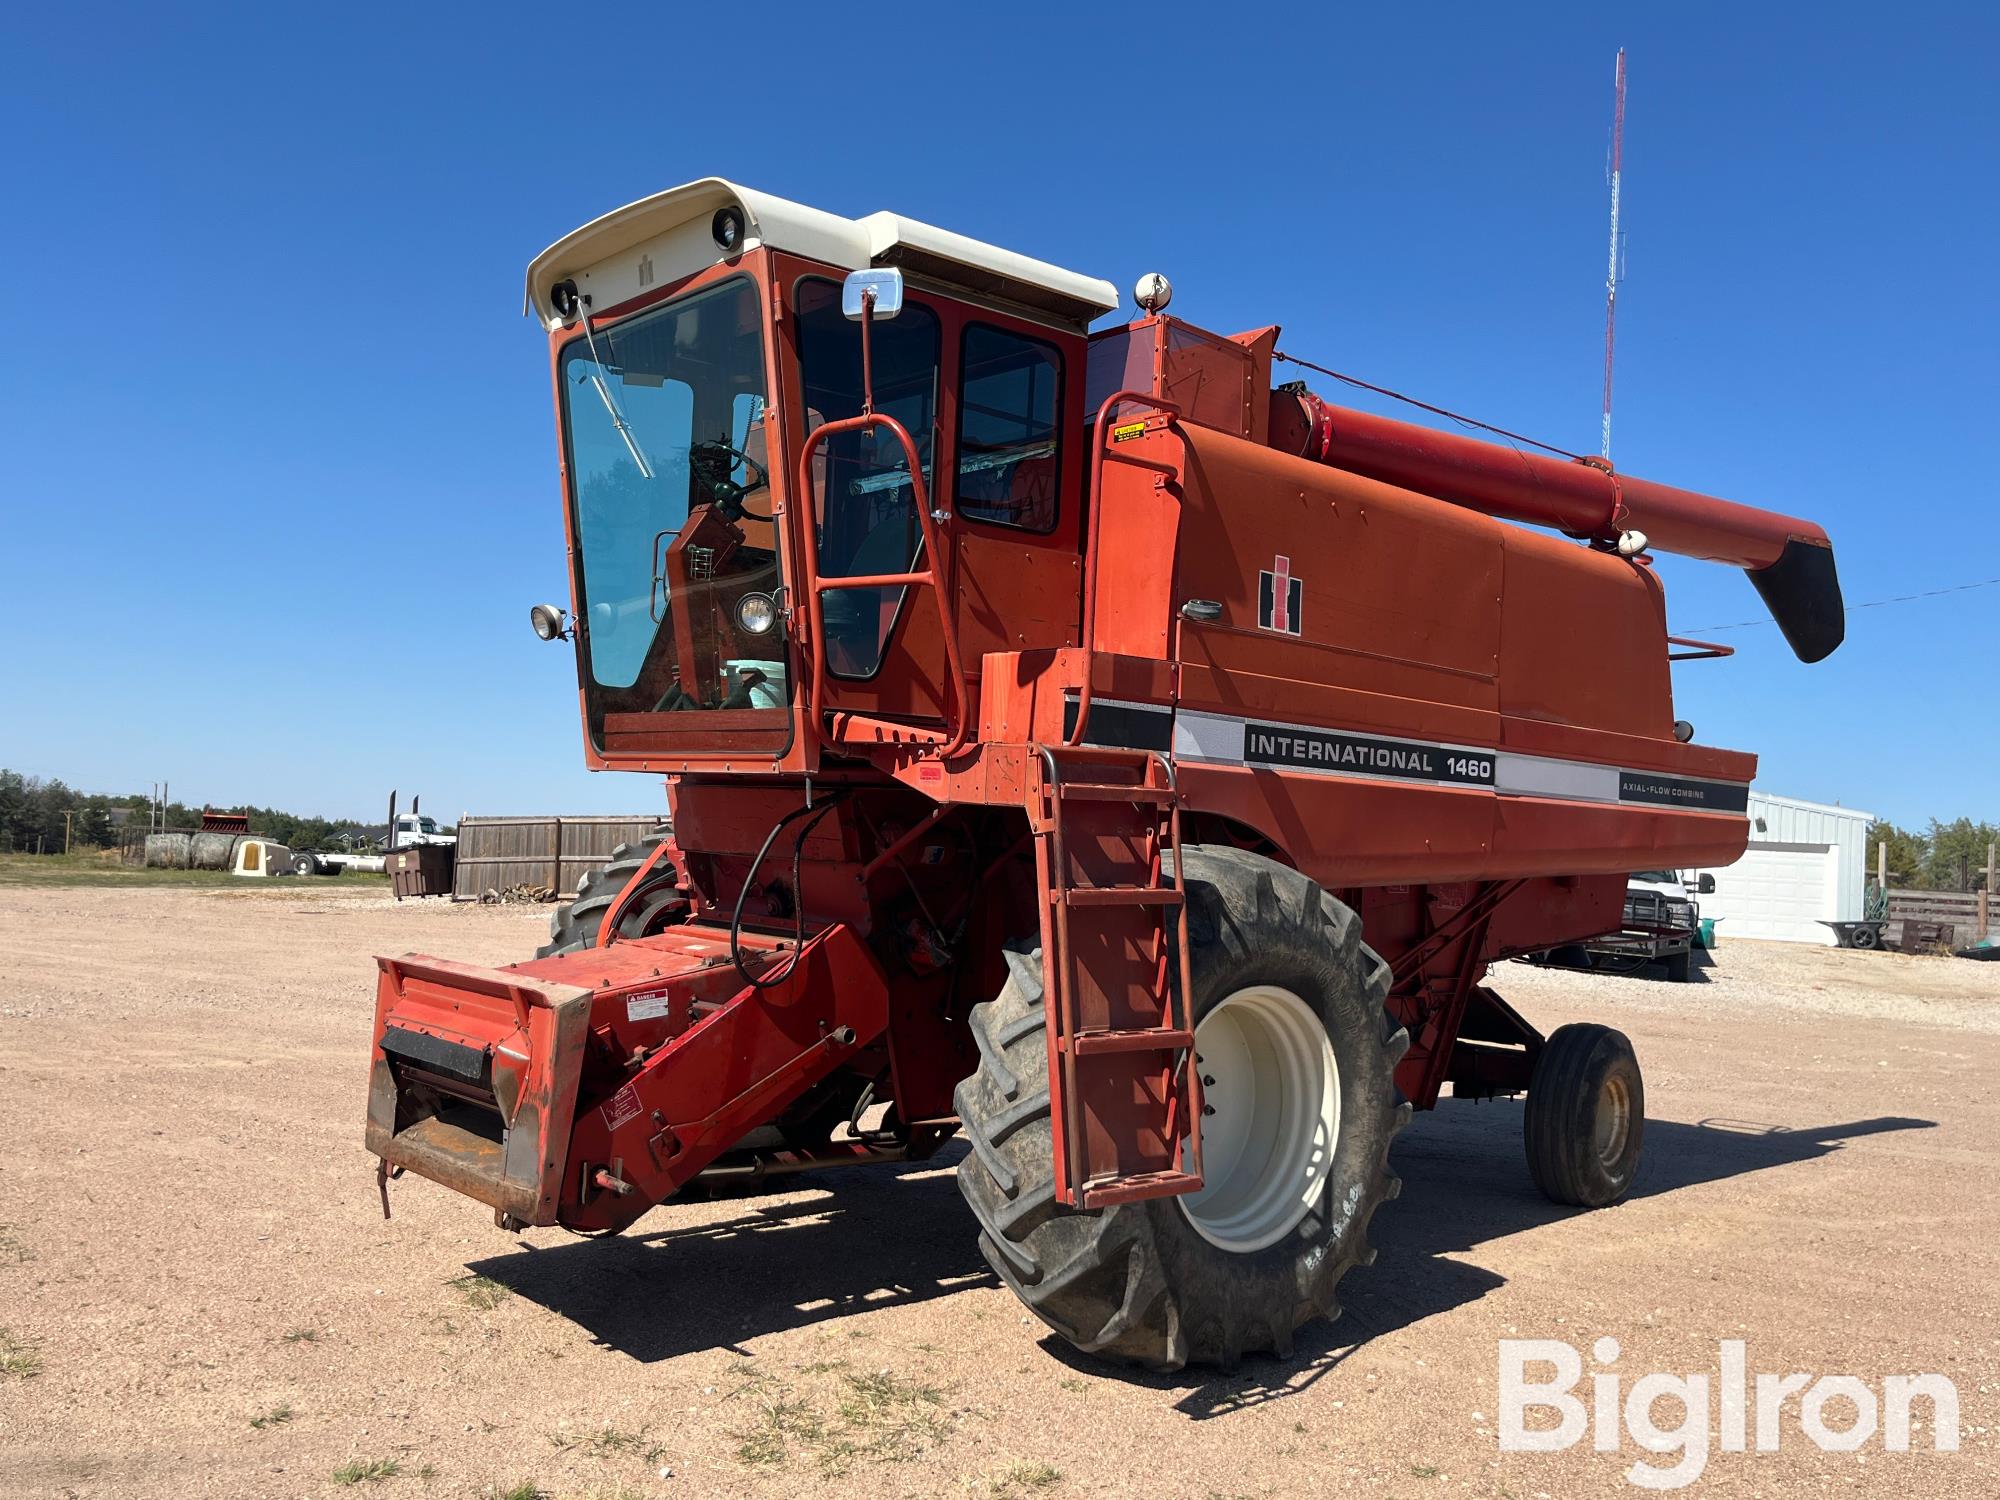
[946,313,1086,691]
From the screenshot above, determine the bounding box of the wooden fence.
[1885,888,1991,949]
[452,815,667,901]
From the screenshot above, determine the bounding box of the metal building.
[1693,791,1874,945]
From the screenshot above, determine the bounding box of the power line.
[1678,577,2000,634]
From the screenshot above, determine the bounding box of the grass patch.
[331,1457,401,1485]
[549,1425,666,1464]
[249,1402,295,1429]
[448,1273,511,1311]
[281,1327,321,1344]
[969,1459,1062,1497]
[486,1484,547,1500]
[735,1395,827,1467]
[1409,1463,1440,1478]
[0,1328,42,1378]
[0,852,388,889]
[732,1367,950,1474]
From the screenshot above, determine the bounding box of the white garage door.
[1705,842,1838,945]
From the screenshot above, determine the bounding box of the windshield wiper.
[578,309,654,480]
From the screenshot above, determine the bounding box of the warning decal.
[599,1083,643,1132]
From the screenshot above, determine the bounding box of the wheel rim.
[1178,985,1340,1254]
[1592,1075,1632,1167]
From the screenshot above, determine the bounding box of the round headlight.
[735,592,778,635]
[712,206,745,253]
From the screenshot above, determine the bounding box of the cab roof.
[524,177,1120,330]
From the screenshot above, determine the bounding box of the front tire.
[953,847,1408,1370]
[1524,1022,1644,1207]
[537,829,681,958]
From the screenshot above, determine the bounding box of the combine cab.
[365,178,1841,1368]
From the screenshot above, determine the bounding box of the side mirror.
[530,603,571,642]
[1697,873,1717,895]
[842,267,905,321]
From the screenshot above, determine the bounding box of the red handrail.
[1666,634,1736,661]
[793,411,972,758]
[1068,390,1182,747]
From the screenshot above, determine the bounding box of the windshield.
[560,277,787,745]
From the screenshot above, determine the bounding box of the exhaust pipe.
[1271,389,1844,663]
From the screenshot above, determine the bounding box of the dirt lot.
[1,884,1996,1499]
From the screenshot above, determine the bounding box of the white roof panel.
[524,178,1118,329]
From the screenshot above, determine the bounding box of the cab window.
[956,324,1061,533]
[795,277,941,679]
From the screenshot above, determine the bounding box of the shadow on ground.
[471,1108,1933,1415]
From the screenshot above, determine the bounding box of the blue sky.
[3,4,1993,828]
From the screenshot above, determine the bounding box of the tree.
[1923,818,2000,893]
[1866,820,1929,888]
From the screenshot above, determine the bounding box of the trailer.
[297,806,454,876]
[363,179,1843,1369]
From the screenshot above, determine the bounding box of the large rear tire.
[954,846,1408,1370]
[536,829,681,958]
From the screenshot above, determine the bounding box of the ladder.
[1032,744,1204,1209]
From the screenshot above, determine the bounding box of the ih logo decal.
[1259,554,1302,635]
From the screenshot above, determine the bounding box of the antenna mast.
[1601,47,1627,460]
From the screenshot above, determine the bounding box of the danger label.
[625,990,671,1023]
[599,1083,643,1132]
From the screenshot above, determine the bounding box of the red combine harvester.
[365,179,1842,1368]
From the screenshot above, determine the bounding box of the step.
[1078,1169,1205,1209]
[1070,1026,1195,1057]
[1059,886,1185,909]
[1054,781,1176,805]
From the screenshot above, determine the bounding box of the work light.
[735,592,778,635]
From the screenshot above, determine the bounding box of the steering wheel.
[689,440,770,521]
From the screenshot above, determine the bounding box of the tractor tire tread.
[954,846,1406,1372]
[536,827,679,958]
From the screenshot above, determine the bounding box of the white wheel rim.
[1177,984,1340,1254]
[1593,1075,1632,1167]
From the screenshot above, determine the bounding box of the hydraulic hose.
[729,793,848,991]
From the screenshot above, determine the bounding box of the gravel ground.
[1,884,1996,1498]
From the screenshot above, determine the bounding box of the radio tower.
[1600,47,1627,460]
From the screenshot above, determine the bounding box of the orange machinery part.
[1269,387,1845,664]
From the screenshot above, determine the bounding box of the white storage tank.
[1691,792,1874,945]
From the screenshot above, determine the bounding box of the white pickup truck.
[294,814,455,876]
[1587,869,1716,981]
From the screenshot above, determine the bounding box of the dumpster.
[387,842,455,900]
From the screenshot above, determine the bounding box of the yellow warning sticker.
[1111,420,1148,442]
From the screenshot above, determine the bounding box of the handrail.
[1666,634,1736,661]
[793,411,972,758]
[1068,390,1182,747]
